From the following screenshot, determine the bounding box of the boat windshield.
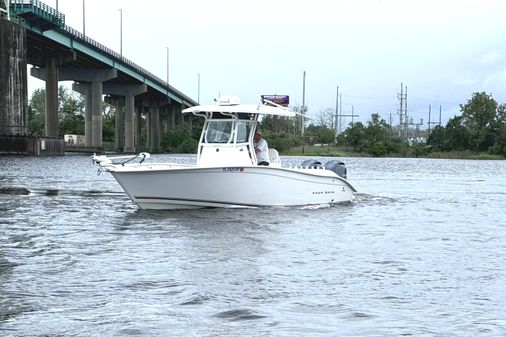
[236,120,252,143]
[205,120,233,143]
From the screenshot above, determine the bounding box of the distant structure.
[1,0,197,155]
[0,4,28,137]
[397,83,408,140]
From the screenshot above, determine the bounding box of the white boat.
[92,96,357,210]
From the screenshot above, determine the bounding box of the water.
[1,154,505,336]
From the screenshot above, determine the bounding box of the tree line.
[27,88,506,157]
[260,91,506,158]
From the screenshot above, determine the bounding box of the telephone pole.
[334,85,339,140]
[301,70,306,137]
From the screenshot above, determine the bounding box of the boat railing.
[91,152,150,167]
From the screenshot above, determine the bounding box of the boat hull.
[109,165,356,210]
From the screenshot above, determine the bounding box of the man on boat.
[254,131,270,166]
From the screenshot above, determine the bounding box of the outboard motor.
[324,160,347,179]
[300,159,323,169]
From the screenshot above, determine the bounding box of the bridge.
[1,0,197,154]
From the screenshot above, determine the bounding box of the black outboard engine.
[324,160,347,179]
[300,159,323,169]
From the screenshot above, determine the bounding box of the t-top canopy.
[182,96,297,117]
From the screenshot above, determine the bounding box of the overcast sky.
[30,0,506,129]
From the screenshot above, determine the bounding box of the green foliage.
[160,128,198,153]
[336,114,403,156]
[58,86,85,136]
[264,132,301,152]
[304,124,335,144]
[28,88,45,136]
[427,92,506,157]
[460,92,497,151]
[260,115,298,136]
[28,86,85,137]
[102,103,115,142]
[409,141,430,158]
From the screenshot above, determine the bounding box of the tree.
[316,107,336,130]
[338,122,366,152]
[460,92,497,151]
[337,113,403,156]
[489,103,506,155]
[58,86,85,136]
[28,86,85,137]
[426,125,446,152]
[444,115,472,151]
[28,88,45,136]
[102,103,115,142]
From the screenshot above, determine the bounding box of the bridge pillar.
[145,112,151,149]
[170,104,176,129]
[61,68,117,149]
[103,84,147,153]
[30,52,76,138]
[135,105,142,149]
[72,82,92,147]
[149,101,160,153]
[0,17,28,136]
[160,105,168,134]
[90,78,103,148]
[111,96,124,151]
[45,57,58,137]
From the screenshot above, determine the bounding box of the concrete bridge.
[0,0,197,154]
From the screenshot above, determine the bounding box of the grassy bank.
[282,145,357,157]
[282,145,505,160]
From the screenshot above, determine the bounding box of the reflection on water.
[0,154,505,336]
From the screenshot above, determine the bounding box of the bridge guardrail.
[10,0,195,106]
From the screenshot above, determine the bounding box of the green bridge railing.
[9,0,65,28]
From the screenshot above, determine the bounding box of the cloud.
[478,51,506,65]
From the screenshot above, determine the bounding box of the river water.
[0,154,505,336]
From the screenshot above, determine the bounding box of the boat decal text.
[312,190,335,195]
[222,167,244,172]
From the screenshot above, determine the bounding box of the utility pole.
[166,47,169,85]
[397,83,408,141]
[82,0,86,35]
[197,73,200,104]
[118,9,122,57]
[428,105,431,133]
[338,93,343,133]
[334,85,339,141]
[301,70,306,137]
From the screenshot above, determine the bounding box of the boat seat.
[268,148,281,166]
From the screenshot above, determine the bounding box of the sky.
[29,0,506,129]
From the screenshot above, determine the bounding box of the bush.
[367,142,387,156]
[161,129,198,153]
[265,133,300,152]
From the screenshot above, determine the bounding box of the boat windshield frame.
[198,112,257,145]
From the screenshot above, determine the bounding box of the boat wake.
[0,186,125,198]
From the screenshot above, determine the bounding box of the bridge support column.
[160,106,168,134]
[0,18,28,136]
[149,101,160,153]
[111,96,124,151]
[84,87,92,146]
[135,105,142,149]
[31,52,76,138]
[170,105,176,129]
[72,82,92,147]
[45,57,58,137]
[124,95,134,152]
[90,79,103,148]
[103,84,147,153]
